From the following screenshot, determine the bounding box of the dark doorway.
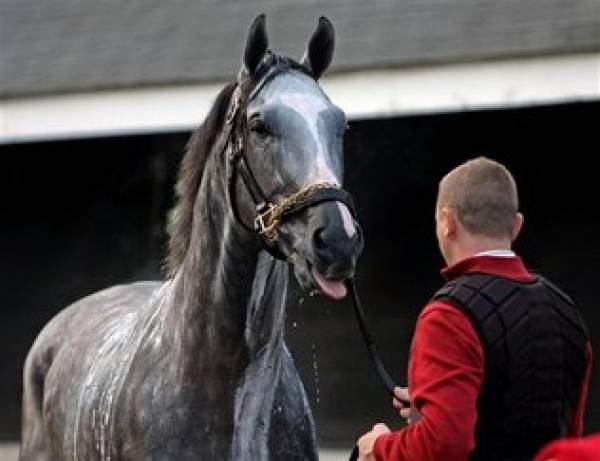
[1,101,598,446]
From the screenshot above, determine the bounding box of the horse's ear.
[301,16,335,80]
[243,14,268,75]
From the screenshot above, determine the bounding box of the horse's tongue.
[312,268,347,300]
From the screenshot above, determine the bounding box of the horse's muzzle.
[306,201,363,280]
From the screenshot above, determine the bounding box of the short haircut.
[437,157,519,239]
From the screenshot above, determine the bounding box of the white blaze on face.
[271,76,357,239]
[278,92,339,185]
[337,202,357,238]
[278,92,356,238]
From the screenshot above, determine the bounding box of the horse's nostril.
[312,227,327,251]
[310,225,358,278]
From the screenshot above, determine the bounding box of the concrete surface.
[0,443,348,461]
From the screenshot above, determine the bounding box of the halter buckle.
[254,203,280,245]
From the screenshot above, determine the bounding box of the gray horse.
[20,15,363,460]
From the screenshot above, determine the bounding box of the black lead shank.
[347,278,410,461]
[347,278,397,396]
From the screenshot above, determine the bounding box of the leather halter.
[224,63,357,260]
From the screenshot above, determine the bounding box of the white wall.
[1,53,598,144]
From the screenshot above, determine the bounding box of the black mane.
[165,54,312,276]
[166,82,236,276]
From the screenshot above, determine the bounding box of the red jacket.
[373,255,592,461]
[534,433,600,461]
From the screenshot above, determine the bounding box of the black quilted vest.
[434,272,589,461]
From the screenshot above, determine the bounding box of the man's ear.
[300,16,335,79]
[242,14,268,76]
[512,212,524,241]
[441,207,457,238]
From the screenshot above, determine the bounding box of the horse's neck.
[167,149,288,374]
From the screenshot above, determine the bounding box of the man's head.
[435,157,524,266]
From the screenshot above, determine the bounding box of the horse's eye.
[249,119,270,137]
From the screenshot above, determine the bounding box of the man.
[356,157,592,461]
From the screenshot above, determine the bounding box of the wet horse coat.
[20,15,363,461]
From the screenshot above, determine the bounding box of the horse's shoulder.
[71,280,163,313]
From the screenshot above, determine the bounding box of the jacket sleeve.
[373,302,485,461]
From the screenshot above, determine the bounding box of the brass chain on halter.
[254,181,340,244]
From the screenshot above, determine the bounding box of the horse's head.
[229,15,363,300]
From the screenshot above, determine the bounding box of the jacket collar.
[442,254,534,282]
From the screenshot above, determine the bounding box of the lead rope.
[346,278,404,461]
[347,279,397,395]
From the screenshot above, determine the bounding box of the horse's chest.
[110,375,236,458]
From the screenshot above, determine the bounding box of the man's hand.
[356,423,390,460]
[393,386,422,423]
[392,386,412,423]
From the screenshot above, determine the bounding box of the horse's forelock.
[165,82,237,276]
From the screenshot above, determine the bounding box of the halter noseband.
[225,61,357,259]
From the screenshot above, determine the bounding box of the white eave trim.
[1,53,599,144]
